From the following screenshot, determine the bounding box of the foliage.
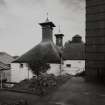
[12,74,72,96]
[28,62,50,76]
[29,74,57,95]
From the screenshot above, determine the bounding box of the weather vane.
[59,25,61,33]
[46,12,49,22]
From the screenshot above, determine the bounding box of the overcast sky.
[0,0,85,56]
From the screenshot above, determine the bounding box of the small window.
[20,63,23,68]
[66,64,71,67]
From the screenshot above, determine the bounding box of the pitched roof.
[14,41,61,64]
[0,61,10,71]
[0,52,14,64]
[63,42,85,60]
[73,34,81,38]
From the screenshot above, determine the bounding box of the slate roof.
[63,41,85,60]
[62,35,85,60]
[14,41,61,64]
[73,34,81,38]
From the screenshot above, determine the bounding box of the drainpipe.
[60,58,62,75]
[27,64,29,80]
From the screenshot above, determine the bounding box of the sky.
[0,0,85,56]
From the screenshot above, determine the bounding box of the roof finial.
[58,25,61,33]
[45,12,49,22]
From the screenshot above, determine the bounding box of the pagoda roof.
[63,42,85,60]
[39,21,55,27]
[13,41,61,64]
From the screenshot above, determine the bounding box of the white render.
[11,63,33,83]
[47,64,61,76]
[62,60,85,75]
[10,60,85,83]
[47,60,85,76]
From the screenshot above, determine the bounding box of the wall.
[86,0,105,80]
[47,61,85,76]
[11,63,33,83]
[11,60,85,82]
[63,60,85,75]
[0,70,11,82]
[47,64,61,76]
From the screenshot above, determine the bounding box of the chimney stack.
[55,33,64,48]
[39,17,55,42]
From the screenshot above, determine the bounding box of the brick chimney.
[55,33,64,48]
[39,18,55,42]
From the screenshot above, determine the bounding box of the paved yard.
[0,77,105,105]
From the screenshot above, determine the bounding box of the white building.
[11,63,33,82]
[13,18,62,80]
[0,52,14,83]
[0,52,33,83]
[0,19,85,83]
[62,60,85,75]
[0,61,11,84]
[13,20,85,80]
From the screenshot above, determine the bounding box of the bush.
[29,74,57,95]
[13,73,72,96]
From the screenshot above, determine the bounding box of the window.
[20,63,23,68]
[66,64,71,67]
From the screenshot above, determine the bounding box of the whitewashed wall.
[62,60,85,75]
[10,60,85,83]
[47,64,61,76]
[11,63,61,82]
[11,63,33,83]
[47,61,85,76]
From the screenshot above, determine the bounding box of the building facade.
[11,63,33,83]
[62,35,85,75]
[0,52,14,83]
[86,0,105,81]
[14,18,62,77]
[0,61,11,83]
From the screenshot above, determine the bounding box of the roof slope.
[0,52,14,64]
[0,61,10,71]
[14,41,61,64]
[63,42,85,60]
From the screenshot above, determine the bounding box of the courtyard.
[0,77,105,105]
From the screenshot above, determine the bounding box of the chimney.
[55,33,64,48]
[39,18,55,42]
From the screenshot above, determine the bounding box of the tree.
[28,62,50,76]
